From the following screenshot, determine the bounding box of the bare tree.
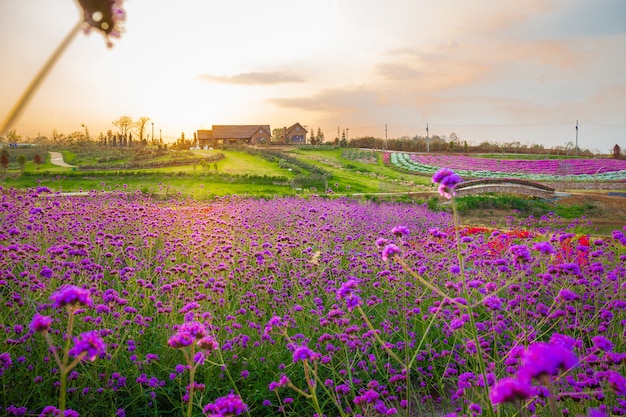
[112,116,133,137]
[134,117,150,141]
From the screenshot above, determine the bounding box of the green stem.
[187,344,196,417]
[59,311,76,416]
[451,198,495,417]
[1,20,83,137]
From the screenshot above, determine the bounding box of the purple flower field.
[414,155,626,176]
[1,186,625,417]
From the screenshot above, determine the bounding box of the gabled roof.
[212,125,270,139]
[286,123,307,133]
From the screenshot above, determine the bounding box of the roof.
[212,125,270,139]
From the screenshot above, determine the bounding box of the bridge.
[455,178,555,199]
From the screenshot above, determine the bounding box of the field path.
[48,151,76,168]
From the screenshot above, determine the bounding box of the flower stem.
[0,20,83,137]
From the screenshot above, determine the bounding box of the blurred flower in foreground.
[77,0,126,47]
[489,377,533,405]
[203,394,247,417]
[432,168,462,199]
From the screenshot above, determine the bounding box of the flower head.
[381,243,401,262]
[69,330,106,361]
[518,341,577,381]
[31,314,53,333]
[77,0,126,47]
[197,336,219,352]
[50,285,93,309]
[292,345,320,362]
[490,377,533,405]
[432,168,462,199]
[203,394,247,416]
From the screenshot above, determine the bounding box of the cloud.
[198,71,305,85]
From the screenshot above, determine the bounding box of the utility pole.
[575,120,578,156]
[151,122,154,144]
[426,123,430,153]
[337,126,340,144]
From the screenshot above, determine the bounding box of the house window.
[296,126,300,131]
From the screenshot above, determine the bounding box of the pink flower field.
[0,185,625,417]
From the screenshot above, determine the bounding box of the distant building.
[197,123,307,147]
[197,125,271,147]
[282,123,307,144]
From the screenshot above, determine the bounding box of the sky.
[1,0,625,152]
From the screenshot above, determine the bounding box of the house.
[197,125,271,147]
[281,123,307,144]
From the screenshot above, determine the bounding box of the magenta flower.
[203,393,247,416]
[391,225,410,237]
[432,168,462,199]
[381,243,401,262]
[30,314,53,333]
[197,336,219,352]
[69,330,106,361]
[489,377,534,405]
[50,285,93,309]
[532,241,556,255]
[518,341,577,381]
[168,332,195,349]
[292,345,320,362]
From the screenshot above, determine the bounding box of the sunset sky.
[1,0,625,151]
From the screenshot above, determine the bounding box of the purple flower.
[518,341,577,381]
[490,377,533,405]
[381,243,401,262]
[203,394,247,416]
[591,336,614,352]
[432,168,462,199]
[606,370,626,396]
[68,330,106,361]
[168,333,194,349]
[532,241,556,255]
[292,345,319,362]
[38,406,60,417]
[197,336,219,352]
[391,225,410,237]
[31,314,53,333]
[178,321,207,339]
[50,285,93,309]
[510,245,532,264]
[336,279,358,300]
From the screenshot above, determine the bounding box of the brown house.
[281,123,307,144]
[197,125,271,147]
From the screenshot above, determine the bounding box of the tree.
[33,153,43,170]
[614,144,622,159]
[112,116,133,137]
[134,117,150,141]
[17,155,26,172]
[339,130,348,148]
[0,150,9,171]
[317,127,324,144]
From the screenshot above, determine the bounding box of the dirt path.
[48,151,76,168]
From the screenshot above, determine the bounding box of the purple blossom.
[518,341,577,381]
[68,330,106,361]
[30,314,53,333]
[381,243,401,262]
[203,394,247,416]
[391,225,410,237]
[197,336,219,352]
[532,241,556,255]
[432,168,462,199]
[292,345,319,362]
[489,377,533,405]
[50,285,93,309]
